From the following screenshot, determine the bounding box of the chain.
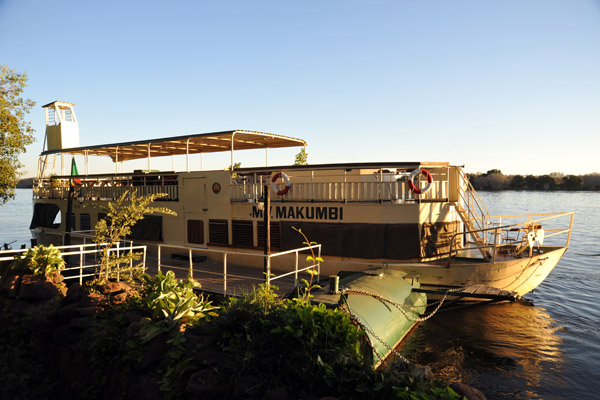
[338,302,411,365]
[340,288,446,322]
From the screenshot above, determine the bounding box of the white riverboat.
[30,101,573,299]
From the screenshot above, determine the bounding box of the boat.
[30,101,574,301]
[311,268,427,367]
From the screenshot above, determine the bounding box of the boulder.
[0,274,21,298]
[65,282,83,304]
[450,382,487,400]
[19,274,61,300]
[80,292,105,307]
[101,281,131,294]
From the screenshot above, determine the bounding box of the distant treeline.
[469,170,600,191]
[16,178,33,188]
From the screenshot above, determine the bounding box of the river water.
[1,189,598,399]
[403,191,600,400]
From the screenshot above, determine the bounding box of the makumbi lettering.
[251,205,343,220]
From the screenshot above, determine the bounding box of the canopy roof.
[41,130,307,162]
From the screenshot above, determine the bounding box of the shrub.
[11,244,65,275]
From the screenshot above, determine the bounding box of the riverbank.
[0,265,483,400]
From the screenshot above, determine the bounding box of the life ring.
[408,168,433,194]
[271,172,291,196]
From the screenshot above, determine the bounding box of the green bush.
[138,270,217,342]
[11,244,65,275]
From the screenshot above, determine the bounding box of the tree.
[562,175,583,190]
[93,190,176,283]
[294,148,308,165]
[0,65,36,204]
[510,175,526,190]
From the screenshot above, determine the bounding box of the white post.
[223,253,228,295]
[157,245,162,274]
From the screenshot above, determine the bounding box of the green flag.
[71,158,82,185]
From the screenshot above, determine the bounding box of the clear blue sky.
[2,0,599,177]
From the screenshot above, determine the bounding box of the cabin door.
[182,177,208,247]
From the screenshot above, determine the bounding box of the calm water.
[1,190,598,399]
[0,189,35,249]
[404,191,600,400]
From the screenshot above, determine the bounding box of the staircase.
[454,168,491,259]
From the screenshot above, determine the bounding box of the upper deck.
[33,162,457,205]
[35,129,458,204]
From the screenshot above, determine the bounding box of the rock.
[19,274,61,300]
[101,281,130,294]
[411,365,435,382]
[80,292,105,307]
[65,282,83,304]
[111,291,129,304]
[57,302,80,322]
[0,274,21,298]
[42,296,63,319]
[450,382,487,400]
[72,306,99,317]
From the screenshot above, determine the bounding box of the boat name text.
[251,205,344,220]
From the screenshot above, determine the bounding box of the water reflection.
[401,302,564,399]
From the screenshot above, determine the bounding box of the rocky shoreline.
[0,266,486,399]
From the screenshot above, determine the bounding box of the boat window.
[128,215,163,241]
[80,214,91,231]
[232,220,253,247]
[257,221,280,249]
[29,203,61,229]
[187,220,204,244]
[209,219,229,245]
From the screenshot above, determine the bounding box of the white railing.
[231,180,449,202]
[157,244,322,296]
[0,242,147,285]
[33,177,179,201]
[445,211,574,264]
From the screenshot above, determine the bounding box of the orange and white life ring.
[270,172,291,196]
[408,168,433,194]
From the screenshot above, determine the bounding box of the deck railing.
[444,211,574,265]
[0,242,147,285]
[231,178,449,203]
[33,176,179,201]
[156,243,321,296]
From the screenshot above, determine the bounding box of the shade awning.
[40,130,307,162]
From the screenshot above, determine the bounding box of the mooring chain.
[338,303,411,365]
[340,288,447,322]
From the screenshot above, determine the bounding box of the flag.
[71,158,82,185]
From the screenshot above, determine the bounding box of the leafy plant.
[91,190,176,283]
[291,226,323,302]
[138,270,217,342]
[294,148,308,165]
[11,244,65,275]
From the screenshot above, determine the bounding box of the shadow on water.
[400,302,565,400]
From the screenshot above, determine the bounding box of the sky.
[1,0,599,177]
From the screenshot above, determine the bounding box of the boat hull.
[312,268,427,367]
[389,246,567,298]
